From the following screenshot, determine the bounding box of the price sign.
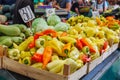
[46,8,55,17]
[92,10,100,18]
[19,5,35,23]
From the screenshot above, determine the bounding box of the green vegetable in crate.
[10,24,27,33]
[54,22,70,32]
[17,36,34,51]
[35,38,45,48]
[8,49,20,60]
[0,37,13,47]
[0,15,7,23]
[20,33,26,40]
[22,57,31,65]
[24,28,33,38]
[68,47,80,60]
[20,51,32,59]
[47,14,61,26]
[0,25,21,36]
[44,38,64,57]
[31,63,43,69]
[11,37,23,44]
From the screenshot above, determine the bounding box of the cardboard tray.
[88,43,119,72]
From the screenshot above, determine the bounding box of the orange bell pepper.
[80,38,96,53]
[62,43,72,56]
[42,46,53,69]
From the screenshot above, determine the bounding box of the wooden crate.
[88,55,103,73]
[102,43,118,61]
[2,56,87,80]
[88,43,118,72]
[0,46,4,69]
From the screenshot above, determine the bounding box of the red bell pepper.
[76,39,83,50]
[31,53,43,63]
[80,54,91,63]
[28,41,35,49]
[80,38,96,53]
[103,41,108,50]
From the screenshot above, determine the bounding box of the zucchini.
[0,36,23,44]
[0,24,21,36]
[0,38,13,47]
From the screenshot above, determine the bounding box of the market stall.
[0,0,120,80]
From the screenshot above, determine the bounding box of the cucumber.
[0,38,13,47]
[0,24,21,36]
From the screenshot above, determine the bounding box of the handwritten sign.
[46,8,55,17]
[19,5,35,23]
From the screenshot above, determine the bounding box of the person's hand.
[54,5,61,9]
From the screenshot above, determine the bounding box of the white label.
[19,5,35,23]
[92,10,100,18]
[46,8,55,17]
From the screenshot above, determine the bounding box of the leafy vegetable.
[47,14,61,26]
[54,22,70,31]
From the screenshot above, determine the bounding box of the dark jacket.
[13,0,34,25]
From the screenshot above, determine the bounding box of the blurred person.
[53,0,72,19]
[93,0,109,14]
[13,0,34,26]
[0,0,16,5]
[71,0,84,15]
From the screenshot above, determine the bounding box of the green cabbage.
[32,18,49,33]
[54,22,70,31]
[47,14,61,26]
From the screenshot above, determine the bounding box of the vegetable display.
[0,15,120,75]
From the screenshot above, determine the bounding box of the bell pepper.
[28,41,35,49]
[20,51,32,59]
[80,38,96,53]
[76,60,84,69]
[60,32,67,37]
[82,46,90,55]
[45,38,64,57]
[68,47,80,60]
[31,53,43,63]
[51,55,59,61]
[62,43,72,56]
[8,49,20,60]
[31,63,43,69]
[34,29,57,40]
[22,57,31,65]
[46,60,64,73]
[18,36,34,51]
[36,47,44,54]
[100,41,108,55]
[42,46,53,69]
[76,39,83,50]
[35,38,45,48]
[79,52,91,63]
[59,36,76,44]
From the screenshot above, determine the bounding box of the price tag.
[46,8,55,17]
[92,10,100,18]
[19,5,35,23]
